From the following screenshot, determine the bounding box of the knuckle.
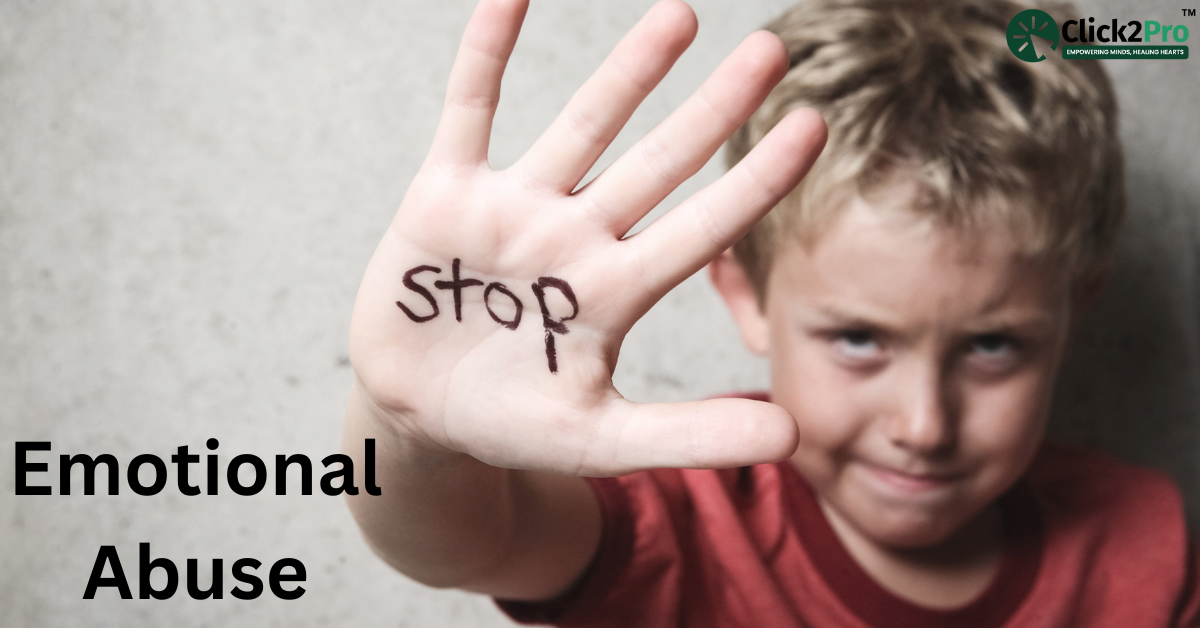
[609,55,659,95]
[565,107,610,146]
[696,87,741,132]
[737,158,783,204]
[690,194,728,248]
[638,132,683,185]
[447,91,499,113]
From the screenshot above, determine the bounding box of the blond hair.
[726,0,1124,299]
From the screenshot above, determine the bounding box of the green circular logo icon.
[1007,9,1059,62]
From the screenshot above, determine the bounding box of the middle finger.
[513,0,697,193]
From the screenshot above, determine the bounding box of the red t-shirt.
[498,442,1200,627]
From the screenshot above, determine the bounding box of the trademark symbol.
[1184,8,1197,16]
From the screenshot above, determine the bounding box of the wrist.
[347,377,459,462]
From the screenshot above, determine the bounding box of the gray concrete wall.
[2,0,1196,625]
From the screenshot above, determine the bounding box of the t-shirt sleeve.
[494,471,691,627]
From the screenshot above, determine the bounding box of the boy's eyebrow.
[960,311,1064,334]
[799,301,1063,334]
[800,301,903,329]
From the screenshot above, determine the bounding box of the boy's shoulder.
[1024,439,1185,522]
[1021,440,1189,570]
[1008,441,1198,625]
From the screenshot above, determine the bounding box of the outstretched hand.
[349,0,826,476]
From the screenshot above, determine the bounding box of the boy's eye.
[833,330,882,360]
[967,333,1021,368]
[970,333,1016,354]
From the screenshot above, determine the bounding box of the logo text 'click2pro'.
[1007,9,1190,62]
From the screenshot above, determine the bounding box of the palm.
[350,0,826,476]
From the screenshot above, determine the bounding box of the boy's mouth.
[856,460,966,496]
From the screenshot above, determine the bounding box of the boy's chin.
[832,497,992,551]
[869,518,971,550]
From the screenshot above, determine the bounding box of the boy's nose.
[884,363,957,455]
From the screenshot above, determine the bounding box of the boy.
[342,0,1199,624]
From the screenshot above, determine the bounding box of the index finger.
[428,0,529,167]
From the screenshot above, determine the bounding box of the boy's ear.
[708,250,770,356]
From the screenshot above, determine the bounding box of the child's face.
[720,182,1072,549]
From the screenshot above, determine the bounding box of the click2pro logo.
[1007,9,1059,62]
[1008,8,1191,61]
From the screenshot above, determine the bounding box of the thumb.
[587,397,799,475]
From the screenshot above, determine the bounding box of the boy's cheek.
[771,349,868,448]
[963,375,1053,450]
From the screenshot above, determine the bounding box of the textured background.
[2,0,1197,625]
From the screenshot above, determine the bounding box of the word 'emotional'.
[395,259,579,373]
[15,440,381,601]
